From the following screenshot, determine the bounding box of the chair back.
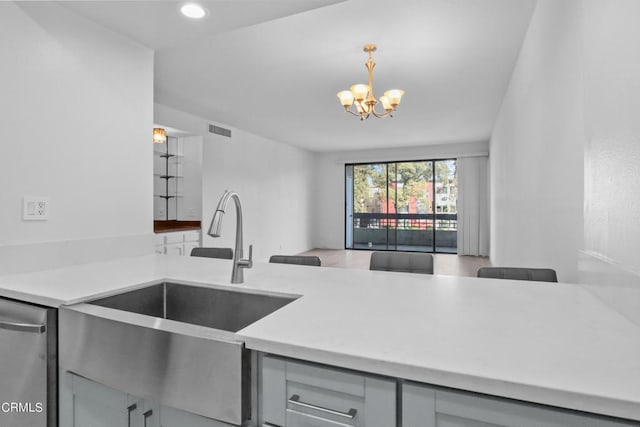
[477,267,558,282]
[369,251,434,274]
[269,255,321,267]
[190,247,233,260]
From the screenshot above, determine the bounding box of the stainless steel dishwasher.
[0,297,57,427]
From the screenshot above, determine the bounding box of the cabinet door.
[164,243,183,256]
[402,382,436,427]
[402,382,637,427]
[183,230,201,244]
[65,373,231,427]
[184,241,200,257]
[160,404,233,427]
[141,400,160,427]
[69,374,138,427]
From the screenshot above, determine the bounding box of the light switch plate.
[23,196,50,220]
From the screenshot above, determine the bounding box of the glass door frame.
[344,158,457,254]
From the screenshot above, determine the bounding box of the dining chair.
[369,251,434,274]
[269,255,321,267]
[477,267,558,282]
[190,247,233,260]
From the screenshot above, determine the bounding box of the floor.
[298,249,491,277]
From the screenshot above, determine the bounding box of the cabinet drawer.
[165,243,183,256]
[261,355,395,427]
[153,234,165,246]
[164,232,184,244]
[183,230,201,243]
[286,409,352,426]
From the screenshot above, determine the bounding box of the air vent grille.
[209,124,232,138]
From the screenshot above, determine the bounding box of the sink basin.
[87,282,296,332]
[59,281,298,426]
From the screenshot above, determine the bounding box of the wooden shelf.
[154,220,201,233]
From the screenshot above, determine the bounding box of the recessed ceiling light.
[180,3,207,19]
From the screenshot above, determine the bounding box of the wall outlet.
[23,196,50,221]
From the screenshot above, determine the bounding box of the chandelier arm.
[345,109,362,117]
[371,111,392,119]
[370,104,393,118]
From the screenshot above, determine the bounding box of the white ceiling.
[62,0,537,152]
[59,0,345,50]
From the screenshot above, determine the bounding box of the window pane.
[352,164,388,249]
[345,165,354,248]
[393,161,433,252]
[435,160,457,253]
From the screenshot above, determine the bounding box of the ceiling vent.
[209,124,232,138]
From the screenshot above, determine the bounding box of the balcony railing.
[353,212,457,231]
[351,212,458,252]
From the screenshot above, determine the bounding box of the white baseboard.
[578,250,640,326]
[0,234,154,276]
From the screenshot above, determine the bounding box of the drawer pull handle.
[0,320,45,334]
[288,394,357,419]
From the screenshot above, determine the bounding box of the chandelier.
[337,44,405,120]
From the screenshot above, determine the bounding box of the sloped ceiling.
[63,0,537,152]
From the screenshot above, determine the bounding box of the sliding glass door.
[434,160,457,253]
[346,159,457,253]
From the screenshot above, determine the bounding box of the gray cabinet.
[68,374,144,427]
[402,381,638,427]
[160,405,230,427]
[154,230,201,256]
[260,355,396,427]
[64,373,228,427]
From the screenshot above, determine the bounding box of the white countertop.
[1,254,639,421]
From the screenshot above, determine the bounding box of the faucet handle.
[238,244,253,269]
[246,244,253,268]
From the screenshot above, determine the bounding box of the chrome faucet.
[208,190,253,283]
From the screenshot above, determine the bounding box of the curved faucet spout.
[207,190,253,283]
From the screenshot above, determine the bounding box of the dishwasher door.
[0,298,57,427]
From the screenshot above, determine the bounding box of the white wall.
[581,0,640,273]
[178,135,203,220]
[154,103,315,262]
[314,141,489,249]
[579,0,640,325]
[0,3,154,274]
[490,0,640,323]
[490,0,585,282]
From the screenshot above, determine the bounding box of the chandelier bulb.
[350,84,369,102]
[153,127,166,144]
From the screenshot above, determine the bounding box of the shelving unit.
[154,136,183,220]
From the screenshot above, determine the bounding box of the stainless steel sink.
[87,282,296,332]
[59,282,298,426]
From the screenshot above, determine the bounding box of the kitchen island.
[0,254,638,424]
